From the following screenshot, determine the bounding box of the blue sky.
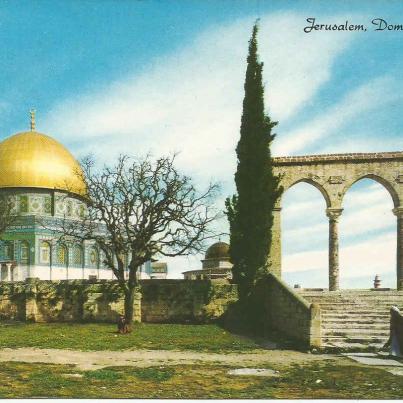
[0,0,402,287]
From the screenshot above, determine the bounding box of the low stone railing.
[257,273,321,349]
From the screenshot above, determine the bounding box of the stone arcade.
[269,151,403,290]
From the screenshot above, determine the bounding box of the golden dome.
[0,131,85,195]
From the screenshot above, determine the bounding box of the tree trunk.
[124,286,136,325]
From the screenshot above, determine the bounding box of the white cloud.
[43,12,354,184]
[283,233,395,280]
[273,76,402,156]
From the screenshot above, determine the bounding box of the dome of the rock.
[0,131,85,195]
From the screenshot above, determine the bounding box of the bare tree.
[59,154,220,324]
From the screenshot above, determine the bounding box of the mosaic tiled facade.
[0,188,116,281]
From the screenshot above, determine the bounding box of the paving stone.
[386,368,403,376]
[346,355,403,367]
[62,373,83,378]
[228,368,279,377]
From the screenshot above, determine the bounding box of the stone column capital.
[393,206,403,218]
[326,208,343,222]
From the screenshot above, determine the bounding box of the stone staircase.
[298,290,403,351]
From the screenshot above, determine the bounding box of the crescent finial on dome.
[30,109,36,131]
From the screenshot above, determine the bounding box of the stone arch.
[3,241,14,260]
[341,173,400,208]
[88,246,99,269]
[270,151,403,290]
[71,244,84,267]
[39,241,51,265]
[338,175,397,289]
[280,179,329,286]
[280,178,331,208]
[56,243,68,267]
[20,241,30,265]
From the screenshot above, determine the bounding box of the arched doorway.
[281,181,329,289]
[340,178,395,289]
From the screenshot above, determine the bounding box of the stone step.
[321,341,384,350]
[322,329,389,337]
[301,295,403,302]
[322,335,388,344]
[321,311,389,316]
[304,293,403,299]
[309,301,402,308]
[322,322,389,330]
[296,289,403,297]
[305,301,403,307]
[321,310,390,316]
[306,299,403,307]
[322,317,390,323]
[320,305,391,311]
[298,291,398,351]
[321,311,390,322]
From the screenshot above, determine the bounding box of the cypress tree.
[225,23,282,299]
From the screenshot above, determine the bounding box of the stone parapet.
[273,151,403,165]
[255,273,321,349]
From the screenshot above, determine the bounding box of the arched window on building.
[88,247,99,268]
[3,241,14,260]
[20,241,30,265]
[71,244,83,267]
[40,241,51,265]
[56,244,68,266]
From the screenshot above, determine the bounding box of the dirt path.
[0,348,336,370]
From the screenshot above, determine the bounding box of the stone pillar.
[6,263,12,282]
[268,207,282,277]
[326,208,343,291]
[393,207,403,290]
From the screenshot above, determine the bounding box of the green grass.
[0,360,402,398]
[0,322,260,352]
[84,368,123,381]
[126,367,175,381]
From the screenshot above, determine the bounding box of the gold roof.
[0,131,85,195]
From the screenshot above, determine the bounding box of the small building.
[183,242,233,280]
[137,260,168,279]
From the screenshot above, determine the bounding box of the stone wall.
[141,279,238,323]
[0,279,238,324]
[255,273,321,348]
[0,279,141,323]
